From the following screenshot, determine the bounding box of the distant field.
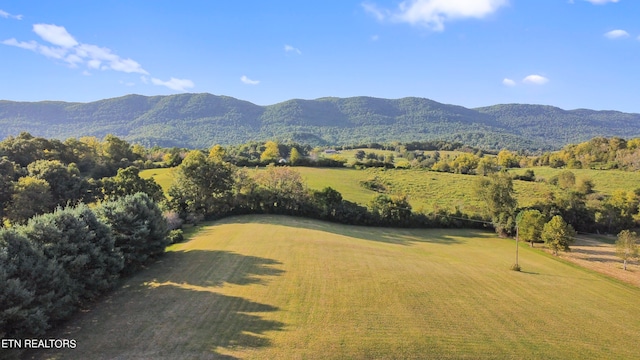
[140,166,640,215]
[508,167,640,195]
[25,215,640,359]
[140,167,175,193]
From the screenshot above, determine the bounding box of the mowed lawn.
[25,215,640,359]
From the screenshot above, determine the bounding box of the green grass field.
[141,165,640,216]
[25,215,640,359]
[140,167,176,193]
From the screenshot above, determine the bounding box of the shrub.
[167,229,184,244]
[97,193,168,275]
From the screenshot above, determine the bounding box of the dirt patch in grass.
[551,236,640,287]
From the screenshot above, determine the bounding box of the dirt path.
[550,236,640,287]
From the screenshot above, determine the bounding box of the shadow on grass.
[519,270,540,275]
[571,247,614,260]
[152,250,284,287]
[211,214,490,246]
[22,251,285,360]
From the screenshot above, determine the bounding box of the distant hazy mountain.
[1,93,639,150]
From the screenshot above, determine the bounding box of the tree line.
[2,132,639,340]
[1,193,167,338]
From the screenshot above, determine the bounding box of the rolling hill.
[23,215,640,359]
[1,93,639,150]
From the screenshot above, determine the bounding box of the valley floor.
[21,215,640,360]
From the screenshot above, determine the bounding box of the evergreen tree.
[0,157,18,220]
[0,229,74,337]
[97,193,168,275]
[21,205,123,302]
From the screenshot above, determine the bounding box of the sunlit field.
[25,215,640,359]
[142,165,640,216]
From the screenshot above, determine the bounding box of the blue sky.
[1,0,638,112]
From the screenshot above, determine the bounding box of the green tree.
[6,177,53,225]
[476,156,499,176]
[312,187,343,219]
[0,228,74,337]
[168,150,235,219]
[542,215,575,256]
[369,194,412,225]
[596,190,638,233]
[101,166,164,203]
[97,193,168,275]
[102,134,135,164]
[615,230,639,271]
[21,205,124,302]
[255,165,307,212]
[27,159,88,206]
[475,172,517,236]
[556,170,576,190]
[517,209,546,247]
[260,141,281,163]
[450,153,479,174]
[497,150,519,168]
[0,157,18,220]
[0,132,45,167]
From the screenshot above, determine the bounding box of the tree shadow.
[21,251,286,360]
[215,214,481,246]
[570,247,615,261]
[151,250,284,287]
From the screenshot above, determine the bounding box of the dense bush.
[97,193,168,275]
[21,205,124,302]
[0,192,170,339]
[0,229,74,337]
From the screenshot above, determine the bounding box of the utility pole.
[515,225,519,268]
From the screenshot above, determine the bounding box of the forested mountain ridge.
[1,93,639,150]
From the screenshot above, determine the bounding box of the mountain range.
[1,93,639,151]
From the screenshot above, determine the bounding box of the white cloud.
[4,38,73,60]
[523,74,549,85]
[2,38,38,50]
[87,59,101,69]
[33,24,78,48]
[0,9,23,20]
[362,2,387,21]
[371,34,380,41]
[151,77,195,92]
[502,78,516,87]
[74,43,147,74]
[584,0,619,4]
[3,20,194,91]
[37,45,67,59]
[240,75,260,85]
[284,44,302,55]
[604,29,629,39]
[364,0,509,31]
